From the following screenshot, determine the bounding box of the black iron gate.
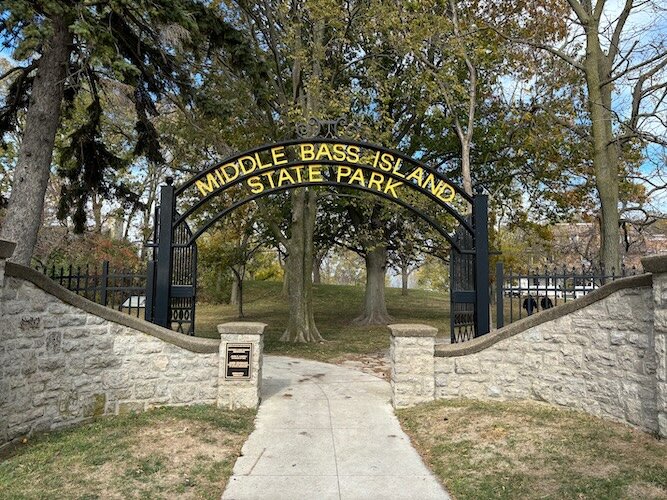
[144,124,490,341]
[449,192,489,343]
[145,196,197,335]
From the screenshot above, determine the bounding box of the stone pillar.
[389,323,437,409]
[217,322,266,410]
[642,255,667,437]
[0,240,17,287]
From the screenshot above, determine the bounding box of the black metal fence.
[494,262,638,327]
[37,262,148,320]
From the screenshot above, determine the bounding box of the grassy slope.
[195,280,450,362]
[0,406,255,500]
[398,399,667,500]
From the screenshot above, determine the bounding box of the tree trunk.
[230,271,239,305]
[237,278,244,319]
[461,138,473,197]
[584,24,620,274]
[401,264,409,296]
[0,16,71,265]
[354,244,392,325]
[92,194,103,233]
[313,250,324,284]
[281,188,323,342]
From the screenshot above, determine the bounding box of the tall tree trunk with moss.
[1,16,71,264]
[281,188,322,342]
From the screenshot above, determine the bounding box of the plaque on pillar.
[225,343,252,380]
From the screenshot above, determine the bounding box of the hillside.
[195,281,450,362]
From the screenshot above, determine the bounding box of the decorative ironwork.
[450,217,477,343]
[495,262,638,327]
[169,222,197,335]
[149,127,491,341]
[295,116,358,139]
[38,261,148,319]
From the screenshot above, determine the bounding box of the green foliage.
[1,0,265,231]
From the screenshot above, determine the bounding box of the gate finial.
[295,116,358,139]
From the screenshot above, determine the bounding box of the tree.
[495,0,667,273]
[0,0,258,264]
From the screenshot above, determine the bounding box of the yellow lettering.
[195,173,220,197]
[255,152,273,170]
[291,165,304,182]
[261,171,276,189]
[423,173,436,192]
[379,152,394,171]
[221,163,239,183]
[368,172,385,191]
[406,167,424,185]
[247,176,264,194]
[372,150,381,168]
[337,165,352,182]
[384,177,403,198]
[277,168,296,187]
[347,145,360,163]
[349,168,366,186]
[332,143,347,162]
[308,164,323,182]
[300,143,315,161]
[214,167,226,186]
[315,143,333,161]
[271,146,288,166]
[436,183,456,203]
[238,156,257,175]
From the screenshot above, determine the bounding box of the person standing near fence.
[523,295,537,315]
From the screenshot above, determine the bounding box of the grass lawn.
[397,399,667,500]
[195,280,450,362]
[0,406,255,500]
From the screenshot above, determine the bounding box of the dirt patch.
[331,350,390,379]
[70,418,242,499]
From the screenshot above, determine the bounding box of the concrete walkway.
[222,356,449,500]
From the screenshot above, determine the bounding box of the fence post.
[496,261,504,329]
[154,179,175,328]
[473,189,490,337]
[145,260,156,322]
[100,261,110,307]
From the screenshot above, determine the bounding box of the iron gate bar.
[174,137,474,203]
[172,159,473,235]
[154,181,175,328]
[473,192,490,337]
[176,181,472,254]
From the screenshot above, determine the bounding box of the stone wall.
[392,263,667,437]
[436,282,657,433]
[0,244,265,447]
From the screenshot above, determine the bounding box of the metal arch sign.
[148,126,490,343]
[175,138,471,216]
[188,141,457,203]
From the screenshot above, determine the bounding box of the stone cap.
[388,323,438,337]
[218,322,267,335]
[0,240,16,259]
[641,254,667,274]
